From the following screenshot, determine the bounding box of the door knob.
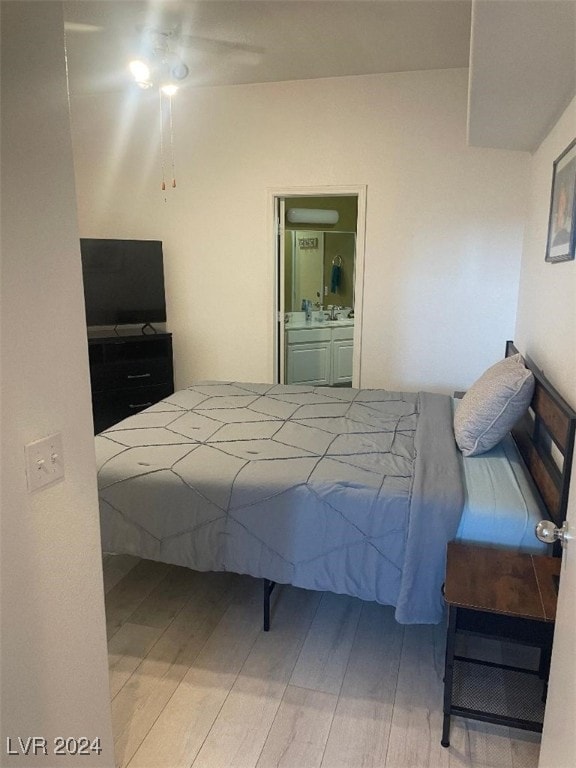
[535,519,571,549]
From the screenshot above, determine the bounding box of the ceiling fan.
[64,11,264,93]
[136,20,264,61]
[132,19,264,90]
[65,17,263,57]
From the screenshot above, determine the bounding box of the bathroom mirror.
[284,230,356,313]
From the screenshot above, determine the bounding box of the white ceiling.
[63,1,472,92]
[468,0,576,152]
[63,0,576,152]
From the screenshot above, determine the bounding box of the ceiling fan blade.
[178,34,264,56]
[64,22,104,34]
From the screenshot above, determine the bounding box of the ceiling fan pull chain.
[159,89,167,194]
[168,94,176,188]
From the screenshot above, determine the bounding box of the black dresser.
[88,332,174,433]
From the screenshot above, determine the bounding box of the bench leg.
[441,605,458,748]
[263,579,276,631]
[441,714,451,748]
[539,642,553,702]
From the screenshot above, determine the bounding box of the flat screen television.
[80,238,166,327]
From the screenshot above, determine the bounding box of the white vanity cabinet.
[331,326,354,385]
[285,323,353,386]
[285,327,331,386]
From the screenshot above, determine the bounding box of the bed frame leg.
[263,579,276,631]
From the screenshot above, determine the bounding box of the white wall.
[71,68,529,393]
[0,3,114,764]
[515,95,576,402]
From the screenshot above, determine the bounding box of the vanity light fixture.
[287,208,339,225]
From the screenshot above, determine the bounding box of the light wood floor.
[103,555,541,768]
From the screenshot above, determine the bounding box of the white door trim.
[538,454,576,766]
[267,185,367,387]
[277,197,286,385]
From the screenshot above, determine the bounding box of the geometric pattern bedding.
[96,382,464,623]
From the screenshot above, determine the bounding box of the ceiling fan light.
[129,59,151,83]
[160,83,178,96]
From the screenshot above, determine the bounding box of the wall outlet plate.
[25,433,65,492]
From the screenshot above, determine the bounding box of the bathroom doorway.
[269,187,366,387]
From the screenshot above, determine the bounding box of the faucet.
[328,305,341,321]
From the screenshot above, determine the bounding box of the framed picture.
[545,137,576,263]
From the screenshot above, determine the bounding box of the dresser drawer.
[92,383,173,432]
[90,358,172,391]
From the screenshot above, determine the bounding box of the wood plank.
[390,626,538,768]
[128,563,201,629]
[191,586,322,768]
[532,555,561,621]
[125,579,263,768]
[510,732,541,767]
[513,431,561,525]
[533,385,570,452]
[444,543,545,621]
[462,713,540,768]
[105,558,171,639]
[255,685,338,768]
[289,592,362,694]
[321,602,403,768]
[107,622,163,698]
[112,569,239,768]
[385,622,470,768]
[102,553,140,594]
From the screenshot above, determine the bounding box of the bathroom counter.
[285,319,354,330]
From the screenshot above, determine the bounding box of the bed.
[95,341,576,625]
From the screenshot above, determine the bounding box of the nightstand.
[441,542,559,747]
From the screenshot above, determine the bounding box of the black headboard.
[506,341,576,530]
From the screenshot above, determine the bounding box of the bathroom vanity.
[283,221,357,387]
[285,316,354,386]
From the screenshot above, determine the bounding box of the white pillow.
[454,354,534,457]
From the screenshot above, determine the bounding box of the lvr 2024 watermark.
[6,736,102,757]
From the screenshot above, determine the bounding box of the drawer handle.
[127,373,151,379]
[128,402,152,409]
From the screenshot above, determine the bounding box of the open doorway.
[270,187,366,387]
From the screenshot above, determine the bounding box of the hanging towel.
[330,264,342,293]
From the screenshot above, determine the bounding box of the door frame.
[267,185,367,386]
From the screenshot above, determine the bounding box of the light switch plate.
[25,433,65,492]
